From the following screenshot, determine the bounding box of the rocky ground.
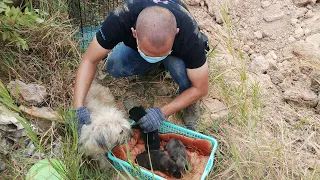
[1,0,320,179]
[186,0,320,178]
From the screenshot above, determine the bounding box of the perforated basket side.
[159,121,218,180]
[107,152,166,180]
[107,121,218,180]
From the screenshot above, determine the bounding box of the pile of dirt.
[180,0,320,179]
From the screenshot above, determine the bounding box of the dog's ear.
[95,133,108,149]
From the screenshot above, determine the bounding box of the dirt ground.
[110,0,320,179]
[1,0,320,179]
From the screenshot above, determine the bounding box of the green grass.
[0,80,133,179]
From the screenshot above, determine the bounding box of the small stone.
[284,88,318,107]
[315,101,320,114]
[310,70,320,93]
[207,3,223,24]
[293,0,316,7]
[290,18,299,25]
[262,30,270,37]
[294,27,304,38]
[200,0,205,6]
[0,106,24,130]
[292,40,320,60]
[185,0,200,6]
[153,84,172,96]
[32,151,46,159]
[19,106,59,121]
[242,45,251,52]
[270,71,285,85]
[304,28,311,35]
[266,58,278,71]
[210,114,220,121]
[263,11,285,22]
[266,50,278,60]
[0,160,5,172]
[7,80,47,106]
[306,4,313,9]
[254,31,263,39]
[288,36,296,43]
[53,139,62,155]
[261,1,271,8]
[257,74,274,89]
[24,142,35,157]
[131,83,145,96]
[305,10,314,18]
[203,98,229,121]
[294,8,309,18]
[305,33,320,49]
[247,41,254,47]
[250,55,270,73]
[300,66,313,75]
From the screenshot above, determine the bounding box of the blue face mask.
[138,48,172,63]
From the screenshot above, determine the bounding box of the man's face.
[137,37,173,57]
[131,27,179,58]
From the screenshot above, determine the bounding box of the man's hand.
[74,106,91,135]
[160,61,209,117]
[137,107,165,133]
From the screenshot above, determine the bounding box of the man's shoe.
[182,102,200,130]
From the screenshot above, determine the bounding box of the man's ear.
[131,27,137,38]
[176,28,180,34]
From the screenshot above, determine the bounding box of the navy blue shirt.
[96,0,206,69]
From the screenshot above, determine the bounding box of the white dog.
[79,81,133,168]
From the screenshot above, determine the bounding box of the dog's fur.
[79,82,133,169]
[135,150,177,175]
[164,138,189,178]
[129,106,160,151]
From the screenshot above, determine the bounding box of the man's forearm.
[73,59,97,108]
[160,86,206,117]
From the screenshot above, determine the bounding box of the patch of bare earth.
[184,0,320,179]
[106,0,320,179]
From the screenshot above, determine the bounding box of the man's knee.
[163,56,191,92]
[106,56,123,78]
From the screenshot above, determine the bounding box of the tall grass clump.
[1,80,143,179]
[0,0,81,109]
[203,0,320,179]
[200,0,271,179]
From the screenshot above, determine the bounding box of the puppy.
[79,82,133,169]
[135,150,177,175]
[164,138,190,178]
[129,106,160,151]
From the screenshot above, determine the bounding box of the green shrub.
[0,0,44,50]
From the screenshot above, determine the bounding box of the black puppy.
[164,138,190,178]
[135,150,177,175]
[129,106,160,151]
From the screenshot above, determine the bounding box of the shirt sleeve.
[181,29,207,69]
[96,2,135,50]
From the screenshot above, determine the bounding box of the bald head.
[135,6,177,49]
